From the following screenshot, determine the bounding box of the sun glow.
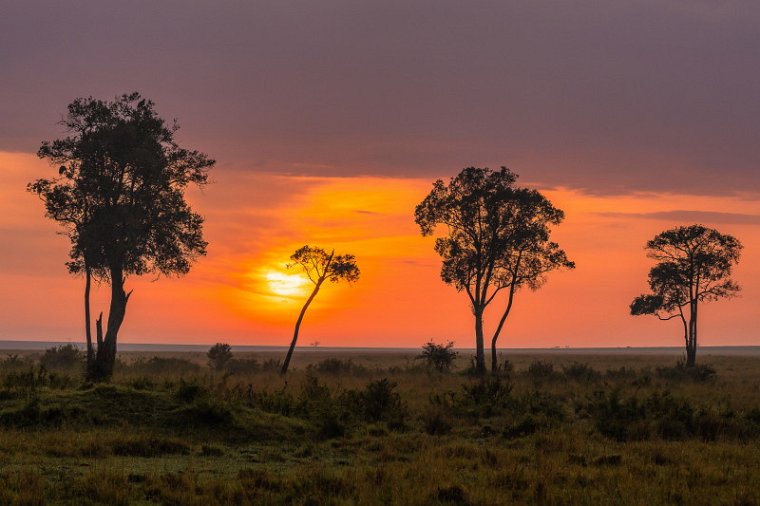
[265,271,310,299]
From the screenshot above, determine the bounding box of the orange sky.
[2,150,758,348]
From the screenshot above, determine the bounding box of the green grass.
[1,350,759,505]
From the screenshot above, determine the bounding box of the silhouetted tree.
[29,93,214,381]
[631,225,742,367]
[281,246,360,375]
[415,167,574,374]
[417,341,458,372]
[207,343,233,371]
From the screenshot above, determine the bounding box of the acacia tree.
[29,93,214,381]
[630,225,742,367]
[415,167,574,374]
[281,246,360,375]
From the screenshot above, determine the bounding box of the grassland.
[1,348,759,505]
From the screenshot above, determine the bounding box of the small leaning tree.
[29,93,214,381]
[630,224,742,367]
[281,246,360,375]
[415,166,574,374]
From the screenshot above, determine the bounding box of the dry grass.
[1,349,759,505]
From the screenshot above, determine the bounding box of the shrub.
[307,358,365,376]
[588,390,698,441]
[176,399,234,427]
[503,415,541,439]
[0,354,33,371]
[259,358,283,373]
[417,341,458,372]
[207,343,233,371]
[462,376,512,406]
[562,362,601,382]
[420,406,452,435]
[604,366,638,380]
[224,358,260,375]
[657,362,716,382]
[39,344,83,370]
[122,357,201,376]
[175,380,207,403]
[111,436,190,457]
[526,361,556,381]
[343,378,405,427]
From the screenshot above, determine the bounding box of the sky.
[1,1,759,348]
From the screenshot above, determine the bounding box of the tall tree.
[630,225,742,367]
[281,246,359,375]
[415,167,574,374]
[29,92,214,381]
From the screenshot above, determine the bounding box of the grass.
[1,350,759,505]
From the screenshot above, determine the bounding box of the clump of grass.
[525,360,557,382]
[308,358,367,376]
[420,406,452,435]
[111,435,191,457]
[657,362,717,382]
[120,357,201,376]
[562,362,601,382]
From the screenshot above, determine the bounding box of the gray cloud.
[598,210,760,225]
[1,1,759,194]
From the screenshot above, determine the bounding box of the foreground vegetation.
[1,348,759,505]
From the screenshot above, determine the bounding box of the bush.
[588,390,698,441]
[562,362,601,382]
[657,362,716,382]
[259,358,283,373]
[111,436,190,457]
[307,358,365,376]
[207,343,233,371]
[457,376,514,418]
[39,344,83,370]
[503,415,541,439]
[121,357,201,376]
[343,378,405,427]
[224,358,260,375]
[526,361,556,381]
[417,341,458,373]
[175,380,207,403]
[420,406,452,435]
[0,354,33,371]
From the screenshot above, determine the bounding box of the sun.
[265,271,309,299]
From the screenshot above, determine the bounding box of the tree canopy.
[415,166,574,374]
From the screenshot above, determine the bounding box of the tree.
[630,225,742,367]
[207,343,233,371]
[281,246,360,375]
[29,93,214,381]
[417,341,458,372]
[415,167,574,374]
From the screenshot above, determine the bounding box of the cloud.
[597,210,760,226]
[1,1,760,194]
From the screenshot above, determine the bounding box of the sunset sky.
[1,1,759,348]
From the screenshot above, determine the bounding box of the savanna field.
[1,347,759,506]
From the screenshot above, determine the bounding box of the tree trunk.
[685,300,698,367]
[490,284,516,373]
[281,282,321,375]
[84,264,94,375]
[474,306,486,375]
[89,266,130,382]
